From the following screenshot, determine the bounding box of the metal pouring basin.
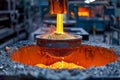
[36,35,82,57]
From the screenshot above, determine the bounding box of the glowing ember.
[36,61,85,69]
[41,32,75,39]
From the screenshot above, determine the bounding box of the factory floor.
[89,33,111,44]
[89,31,120,46]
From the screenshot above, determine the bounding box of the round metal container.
[36,35,82,57]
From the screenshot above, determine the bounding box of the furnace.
[11,42,117,69]
[3,40,119,80]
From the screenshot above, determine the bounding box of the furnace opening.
[78,7,90,17]
[11,44,118,69]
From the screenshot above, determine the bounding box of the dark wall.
[0,0,8,10]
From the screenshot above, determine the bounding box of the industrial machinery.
[68,0,109,33]
[0,0,120,80]
[11,0,117,70]
[0,0,29,49]
[36,0,82,57]
[39,0,116,33]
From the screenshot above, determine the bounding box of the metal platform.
[64,27,89,40]
[43,19,76,27]
[32,27,89,41]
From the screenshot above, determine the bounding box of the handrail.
[110,27,120,32]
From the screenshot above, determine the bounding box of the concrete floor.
[89,33,111,44]
[89,31,120,46]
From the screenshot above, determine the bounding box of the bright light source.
[90,0,95,2]
[84,0,95,4]
[56,14,64,34]
[84,0,90,4]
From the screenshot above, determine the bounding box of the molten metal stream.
[56,14,63,34]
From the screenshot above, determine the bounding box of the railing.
[110,26,120,45]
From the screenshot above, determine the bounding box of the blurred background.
[0,0,120,49]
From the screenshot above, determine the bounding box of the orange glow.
[11,45,118,69]
[56,14,64,34]
[41,32,75,39]
[49,0,67,14]
[42,14,75,39]
[70,11,75,18]
[36,61,85,69]
[78,8,90,17]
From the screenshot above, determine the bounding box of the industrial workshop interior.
[0,0,120,80]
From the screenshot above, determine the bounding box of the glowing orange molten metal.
[11,45,118,69]
[56,14,63,34]
[49,0,67,14]
[36,61,85,69]
[41,32,75,39]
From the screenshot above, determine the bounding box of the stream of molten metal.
[56,14,64,34]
